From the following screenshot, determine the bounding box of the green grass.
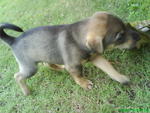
[0,0,150,113]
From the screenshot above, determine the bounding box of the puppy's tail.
[0,23,23,45]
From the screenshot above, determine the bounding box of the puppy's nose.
[132,33,140,41]
[134,36,140,41]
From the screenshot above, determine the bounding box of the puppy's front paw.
[117,75,130,84]
[85,80,93,89]
[76,78,93,90]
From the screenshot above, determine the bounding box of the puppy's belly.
[43,56,64,64]
[32,51,64,64]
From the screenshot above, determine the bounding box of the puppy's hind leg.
[14,63,37,96]
[43,63,64,71]
[48,64,65,71]
[14,73,30,96]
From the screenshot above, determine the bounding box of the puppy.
[0,12,140,96]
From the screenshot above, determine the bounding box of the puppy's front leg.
[91,55,130,84]
[66,65,93,89]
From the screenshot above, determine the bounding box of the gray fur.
[0,20,91,78]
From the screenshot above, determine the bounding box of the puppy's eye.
[115,31,124,41]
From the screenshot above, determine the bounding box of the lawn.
[0,0,150,113]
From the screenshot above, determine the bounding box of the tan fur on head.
[86,12,109,53]
[89,12,108,37]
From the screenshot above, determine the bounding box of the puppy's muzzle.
[132,33,140,41]
[130,33,141,49]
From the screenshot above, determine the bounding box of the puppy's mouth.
[128,44,137,50]
[129,37,141,49]
[121,29,141,49]
[130,32,141,49]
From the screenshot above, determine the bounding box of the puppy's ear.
[86,34,104,53]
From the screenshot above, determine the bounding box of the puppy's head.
[86,12,140,53]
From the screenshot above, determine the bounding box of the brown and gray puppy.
[0,12,140,96]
